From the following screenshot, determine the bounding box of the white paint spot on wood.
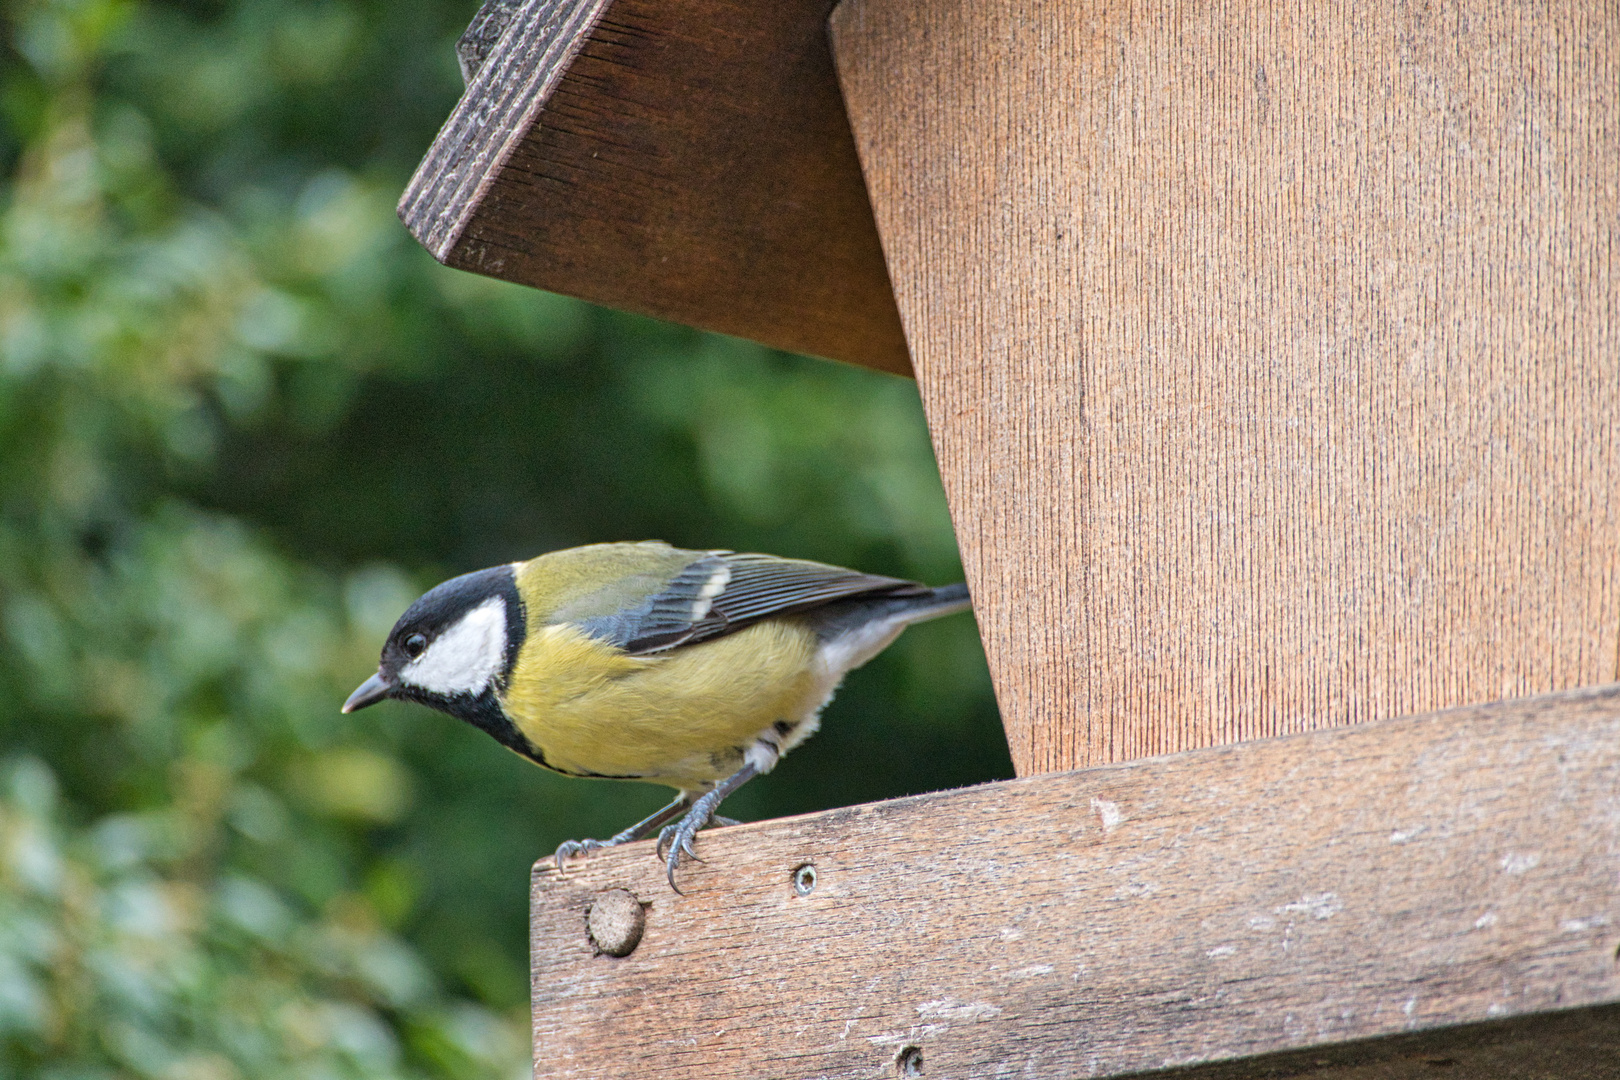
[1499,852,1540,875]
[1275,893,1343,920]
[998,926,1023,941]
[1474,911,1499,929]
[1159,1054,1209,1069]
[1560,915,1610,933]
[1206,945,1237,958]
[1091,797,1124,833]
[916,999,1001,1022]
[1389,826,1426,843]
[1248,915,1277,931]
[867,1025,945,1047]
[1010,964,1055,979]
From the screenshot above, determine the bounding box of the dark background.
[0,1,1009,1075]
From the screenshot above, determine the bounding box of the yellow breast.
[499,619,822,788]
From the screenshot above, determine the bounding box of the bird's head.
[342,565,525,721]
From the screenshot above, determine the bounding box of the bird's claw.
[658,797,730,893]
[659,822,701,894]
[655,822,703,862]
[553,837,607,871]
[558,803,734,887]
[654,763,760,892]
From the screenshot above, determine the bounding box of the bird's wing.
[578,551,926,655]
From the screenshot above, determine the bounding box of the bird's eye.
[403,633,428,659]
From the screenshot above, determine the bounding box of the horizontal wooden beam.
[529,684,1620,1077]
[399,0,910,375]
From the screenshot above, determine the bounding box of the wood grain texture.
[529,685,1620,1079]
[830,0,1620,773]
[400,0,910,374]
[455,0,523,84]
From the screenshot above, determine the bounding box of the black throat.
[447,687,538,759]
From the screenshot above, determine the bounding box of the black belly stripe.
[519,749,644,781]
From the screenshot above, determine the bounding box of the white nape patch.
[688,564,732,621]
[401,597,507,696]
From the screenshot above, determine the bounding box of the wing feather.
[578,550,925,655]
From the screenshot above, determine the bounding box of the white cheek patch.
[401,597,508,696]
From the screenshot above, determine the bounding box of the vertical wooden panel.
[830,0,1620,774]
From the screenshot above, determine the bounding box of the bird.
[341,541,972,891]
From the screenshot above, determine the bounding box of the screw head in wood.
[586,889,645,957]
[793,863,817,896]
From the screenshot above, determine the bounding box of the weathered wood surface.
[454,0,523,84]
[831,0,1620,774]
[400,0,910,374]
[529,685,1620,1078]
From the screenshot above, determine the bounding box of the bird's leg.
[554,793,692,871]
[656,762,759,893]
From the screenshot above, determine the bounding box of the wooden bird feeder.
[402,0,1620,1075]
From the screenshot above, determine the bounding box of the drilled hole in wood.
[896,1045,923,1076]
[793,863,817,896]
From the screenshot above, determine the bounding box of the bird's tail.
[892,582,972,626]
[804,582,973,645]
[806,582,974,672]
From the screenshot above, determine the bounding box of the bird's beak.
[342,672,393,713]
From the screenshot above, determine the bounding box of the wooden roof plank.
[400,0,911,374]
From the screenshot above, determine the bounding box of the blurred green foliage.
[0,0,1010,1075]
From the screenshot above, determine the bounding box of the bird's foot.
[656,798,719,894]
[654,764,757,893]
[554,836,615,871]
[651,812,740,873]
[553,793,697,874]
[558,809,741,880]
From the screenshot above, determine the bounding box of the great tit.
[342,541,972,890]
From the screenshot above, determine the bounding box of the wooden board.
[399,0,911,375]
[829,0,1620,773]
[529,685,1620,1078]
